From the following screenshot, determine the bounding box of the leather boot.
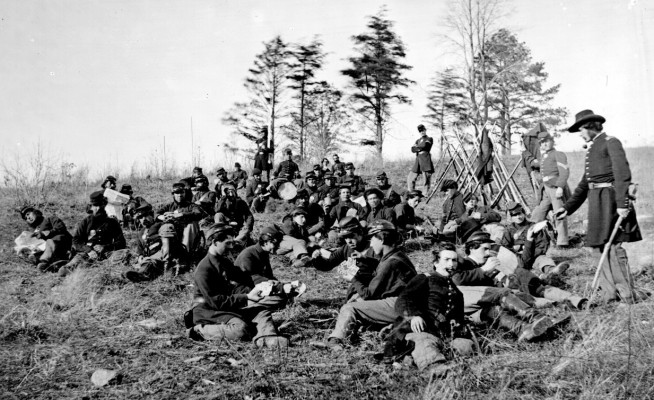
[482,306,525,336]
[500,293,539,322]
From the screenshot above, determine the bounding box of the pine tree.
[341,7,414,158]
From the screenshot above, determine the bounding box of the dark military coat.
[564,133,641,247]
[411,135,435,173]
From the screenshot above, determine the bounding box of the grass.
[1,148,654,399]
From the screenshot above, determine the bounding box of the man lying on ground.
[19,206,72,272]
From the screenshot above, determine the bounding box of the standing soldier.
[556,110,645,303]
[407,124,434,193]
[254,132,273,181]
[531,129,570,247]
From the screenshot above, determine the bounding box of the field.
[2,148,654,399]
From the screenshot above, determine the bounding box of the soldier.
[59,191,126,276]
[156,182,204,261]
[19,206,72,271]
[181,167,203,189]
[363,187,396,226]
[230,163,249,189]
[214,168,234,199]
[324,220,417,351]
[312,164,324,182]
[192,175,217,227]
[455,193,502,226]
[331,153,345,176]
[374,171,402,208]
[556,110,646,303]
[188,223,289,348]
[327,184,367,239]
[272,148,300,187]
[278,207,318,269]
[394,189,425,237]
[338,163,366,197]
[254,136,273,181]
[120,184,148,229]
[439,179,465,233]
[303,172,321,204]
[214,183,254,246]
[245,168,269,213]
[294,189,325,238]
[531,130,570,247]
[235,225,284,285]
[317,171,339,204]
[407,124,434,193]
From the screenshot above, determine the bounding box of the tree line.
[223,1,567,165]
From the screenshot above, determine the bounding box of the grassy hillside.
[1,147,653,399]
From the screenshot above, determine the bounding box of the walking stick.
[588,215,625,302]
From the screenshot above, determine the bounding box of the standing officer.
[407,124,434,193]
[556,110,645,303]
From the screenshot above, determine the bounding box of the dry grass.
[1,149,654,399]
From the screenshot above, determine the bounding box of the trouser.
[278,235,308,259]
[195,308,278,342]
[250,196,268,213]
[329,297,398,340]
[404,333,474,370]
[407,171,432,193]
[531,185,569,245]
[593,243,639,303]
[39,239,63,263]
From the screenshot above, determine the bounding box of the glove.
[617,208,630,218]
[555,187,564,199]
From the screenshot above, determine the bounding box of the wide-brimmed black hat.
[568,109,606,132]
[120,184,133,195]
[457,219,482,244]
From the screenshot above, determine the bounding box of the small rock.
[91,369,122,387]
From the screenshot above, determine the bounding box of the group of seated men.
[17,160,592,372]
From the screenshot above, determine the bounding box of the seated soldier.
[19,206,72,272]
[338,163,366,197]
[294,189,325,239]
[123,204,188,282]
[278,208,319,269]
[188,223,289,348]
[375,172,402,208]
[455,193,502,228]
[312,217,381,300]
[381,242,474,370]
[439,179,465,233]
[327,184,367,241]
[269,149,299,194]
[500,202,569,279]
[235,225,284,284]
[245,168,269,213]
[230,162,249,189]
[156,182,205,260]
[312,164,324,182]
[214,183,254,246]
[192,175,217,227]
[324,220,417,350]
[214,167,235,198]
[181,166,203,190]
[331,153,345,176]
[303,172,321,203]
[317,171,339,204]
[120,184,148,229]
[394,189,425,238]
[363,187,397,226]
[59,191,126,276]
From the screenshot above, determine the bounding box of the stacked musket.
[426,128,531,214]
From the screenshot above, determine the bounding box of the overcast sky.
[1,0,652,177]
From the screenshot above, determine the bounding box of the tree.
[341,7,414,157]
[482,29,568,154]
[304,83,354,161]
[443,0,506,133]
[424,67,469,155]
[285,38,326,161]
[222,36,292,165]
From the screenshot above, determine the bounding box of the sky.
[1,0,652,178]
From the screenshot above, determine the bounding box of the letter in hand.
[247,287,265,307]
[481,257,500,272]
[554,208,567,220]
[410,316,426,333]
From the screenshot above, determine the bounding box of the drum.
[277,181,298,200]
